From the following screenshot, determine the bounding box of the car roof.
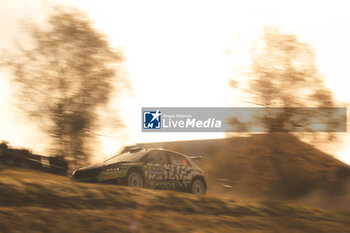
[147,148,190,159]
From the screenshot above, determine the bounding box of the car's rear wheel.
[126,171,144,188]
[191,178,206,195]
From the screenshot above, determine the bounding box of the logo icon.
[143,110,162,129]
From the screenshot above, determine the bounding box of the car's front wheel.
[190,178,206,195]
[126,171,144,188]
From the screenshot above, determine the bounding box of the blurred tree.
[4,7,127,166]
[231,27,343,134]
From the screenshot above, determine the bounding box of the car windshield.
[103,150,146,164]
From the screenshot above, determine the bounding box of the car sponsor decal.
[98,168,127,181]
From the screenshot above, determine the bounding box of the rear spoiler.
[190,156,202,160]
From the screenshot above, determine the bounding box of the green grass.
[0,167,349,233]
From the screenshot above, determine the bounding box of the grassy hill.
[202,134,350,200]
[0,167,350,233]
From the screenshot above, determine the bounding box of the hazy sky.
[0,0,349,163]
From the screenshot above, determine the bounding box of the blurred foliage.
[3,7,128,166]
[222,28,349,204]
[231,27,343,135]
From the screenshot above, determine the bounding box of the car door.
[143,150,170,189]
[168,152,193,190]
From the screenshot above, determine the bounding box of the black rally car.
[72,147,206,194]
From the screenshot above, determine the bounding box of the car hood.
[76,161,140,171]
[77,163,104,170]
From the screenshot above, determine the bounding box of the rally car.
[72,147,206,194]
